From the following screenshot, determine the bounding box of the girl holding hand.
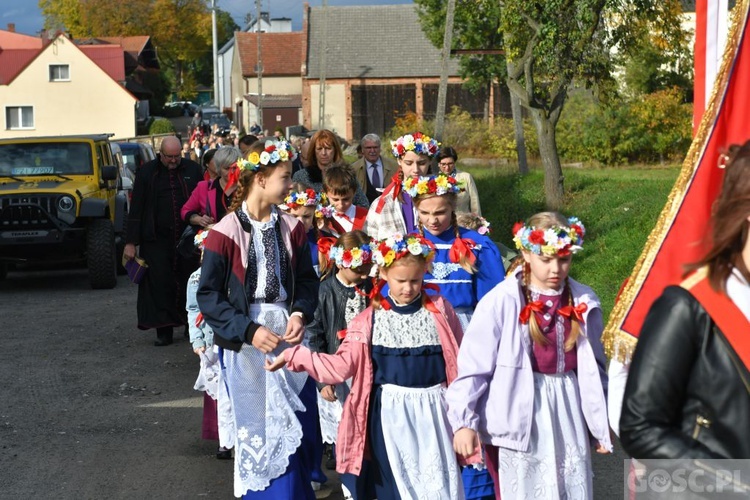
[447,212,611,500]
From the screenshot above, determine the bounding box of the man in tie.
[351,133,398,204]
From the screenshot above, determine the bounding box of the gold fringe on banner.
[602,0,750,363]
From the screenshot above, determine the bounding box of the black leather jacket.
[619,286,750,459]
[307,274,371,356]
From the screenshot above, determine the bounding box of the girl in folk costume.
[447,212,612,500]
[196,140,320,499]
[306,230,374,499]
[279,184,329,277]
[320,163,369,237]
[367,132,439,241]
[186,227,233,460]
[408,173,504,330]
[266,233,474,500]
[408,173,503,499]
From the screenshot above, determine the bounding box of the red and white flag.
[605,0,750,360]
[694,0,729,134]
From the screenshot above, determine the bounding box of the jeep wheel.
[87,219,117,289]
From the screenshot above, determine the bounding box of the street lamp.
[211,0,219,108]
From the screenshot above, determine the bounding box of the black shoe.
[155,327,173,346]
[216,446,232,460]
[153,338,173,346]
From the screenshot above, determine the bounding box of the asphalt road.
[0,266,628,499]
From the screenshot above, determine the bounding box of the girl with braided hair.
[407,173,504,499]
[408,173,504,331]
[446,212,612,500]
[197,139,320,499]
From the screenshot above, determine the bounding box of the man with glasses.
[124,136,203,346]
[351,133,398,204]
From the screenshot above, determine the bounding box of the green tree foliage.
[414,0,686,209]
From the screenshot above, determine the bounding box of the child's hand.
[193,346,206,355]
[252,327,281,353]
[283,315,305,345]
[453,427,479,458]
[264,354,287,372]
[320,385,337,402]
[595,442,611,454]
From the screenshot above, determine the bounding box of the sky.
[0,0,414,37]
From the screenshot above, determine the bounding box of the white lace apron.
[498,371,592,500]
[380,383,464,500]
[316,381,350,444]
[453,307,473,332]
[221,303,310,497]
[194,347,220,399]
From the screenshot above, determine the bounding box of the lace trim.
[529,283,564,296]
[372,307,440,349]
[431,261,462,280]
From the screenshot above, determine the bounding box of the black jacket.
[126,156,203,244]
[619,286,750,459]
[307,274,371,356]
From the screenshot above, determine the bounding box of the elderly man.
[123,136,203,346]
[351,133,398,203]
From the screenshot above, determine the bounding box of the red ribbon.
[336,328,347,340]
[519,301,544,324]
[195,312,203,327]
[225,164,240,192]
[421,283,441,314]
[374,173,403,214]
[558,303,588,324]
[449,238,477,266]
[369,278,390,310]
[317,236,337,257]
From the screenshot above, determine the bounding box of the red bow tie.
[519,301,544,324]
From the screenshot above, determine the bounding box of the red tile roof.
[79,45,126,82]
[0,49,40,84]
[236,32,305,77]
[0,29,43,49]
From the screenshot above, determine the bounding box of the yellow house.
[0,33,137,139]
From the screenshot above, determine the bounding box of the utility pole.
[211,0,219,107]
[317,0,328,130]
[256,0,263,132]
[433,0,456,141]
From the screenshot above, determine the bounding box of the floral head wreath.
[226,139,297,189]
[403,173,463,198]
[280,188,322,211]
[512,217,586,257]
[390,132,440,159]
[194,227,211,250]
[326,241,374,269]
[372,232,435,268]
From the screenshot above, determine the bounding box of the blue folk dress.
[367,295,464,500]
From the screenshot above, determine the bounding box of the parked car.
[0,135,127,288]
[164,101,198,116]
[198,105,221,131]
[209,114,232,136]
[116,141,156,179]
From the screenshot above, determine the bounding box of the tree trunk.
[511,92,528,175]
[530,109,564,210]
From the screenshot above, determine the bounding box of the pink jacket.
[283,294,479,474]
[180,179,218,222]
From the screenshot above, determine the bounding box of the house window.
[6,106,34,130]
[49,64,70,82]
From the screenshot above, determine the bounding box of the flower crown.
[403,173,462,198]
[281,188,322,210]
[512,217,586,257]
[194,228,210,250]
[372,232,435,268]
[390,132,440,159]
[475,216,491,235]
[237,139,297,172]
[328,242,374,269]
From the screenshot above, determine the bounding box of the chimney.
[7,23,15,33]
